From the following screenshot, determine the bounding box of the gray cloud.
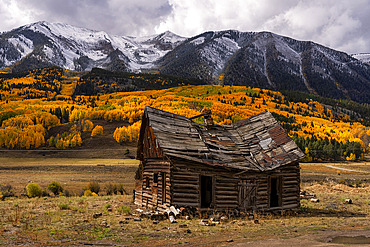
[155,0,370,54]
[0,0,369,54]
[1,0,172,36]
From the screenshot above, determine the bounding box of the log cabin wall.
[255,162,300,211]
[135,123,170,210]
[171,159,300,211]
[135,159,171,211]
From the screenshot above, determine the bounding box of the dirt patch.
[234,230,370,246]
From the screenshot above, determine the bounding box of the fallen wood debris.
[300,190,316,199]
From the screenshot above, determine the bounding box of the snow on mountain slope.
[352,53,370,64]
[0,21,186,72]
[198,32,241,75]
[158,29,370,103]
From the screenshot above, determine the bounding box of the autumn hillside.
[0,67,369,161]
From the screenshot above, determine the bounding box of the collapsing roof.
[137,106,305,171]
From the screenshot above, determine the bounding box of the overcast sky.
[0,0,369,54]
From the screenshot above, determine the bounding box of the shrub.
[0,184,15,200]
[78,190,85,197]
[41,190,49,197]
[59,203,70,210]
[338,179,347,185]
[87,181,100,194]
[117,205,131,215]
[91,125,103,137]
[63,190,71,197]
[117,183,127,195]
[26,183,42,198]
[84,190,93,197]
[47,181,64,196]
[105,183,117,195]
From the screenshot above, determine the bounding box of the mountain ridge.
[0,21,185,72]
[158,29,370,103]
[1,21,370,103]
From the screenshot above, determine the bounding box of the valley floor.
[0,159,369,246]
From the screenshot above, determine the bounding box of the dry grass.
[300,162,370,184]
[0,182,369,246]
[0,159,369,246]
[0,158,139,195]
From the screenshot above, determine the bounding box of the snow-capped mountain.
[1,22,370,103]
[158,30,370,103]
[0,21,185,72]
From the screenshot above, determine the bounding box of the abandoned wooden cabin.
[135,106,305,212]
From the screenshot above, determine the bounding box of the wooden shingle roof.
[139,106,305,171]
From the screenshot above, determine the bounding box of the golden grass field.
[0,158,139,195]
[0,159,369,246]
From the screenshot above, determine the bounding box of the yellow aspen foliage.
[346,153,356,161]
[91,125,103,137]
[83,119,94,132]
[32,113,60,129]
[69,109,86,122]
[218,73,225,85]
[49,132,82,149]
[113,121,141,143]
[302,147,313,162]
[2,115,33,128]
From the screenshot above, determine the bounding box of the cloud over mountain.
[0,0,369,54]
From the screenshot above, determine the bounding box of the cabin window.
[200,175,213,208]
[153,173,158,184]
[161,172,166,204]
[269,176,282,208]
[145,177,150,188]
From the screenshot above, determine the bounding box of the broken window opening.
[200,175,213,208]
[161,172,166,204]
[145,177,150,189]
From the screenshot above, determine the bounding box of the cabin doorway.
[200,175,213,208]
[238,179,257,210]
[269,176,281,208]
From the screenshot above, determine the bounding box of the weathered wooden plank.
[282,188,299,193]
[215,205,238,209]
[172,179,199,185]
[216,179,239,184]
[282,203,299,209]
[214,185,237,190]
[173,197,199,203]
[173,193,198,199]
[173,184,199,190]
[215,201,238,205]
[282,196,299,202]
[215,195,238,200]
[283,180,299,185]
[172,202,199,207]
[216,192,238,197]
